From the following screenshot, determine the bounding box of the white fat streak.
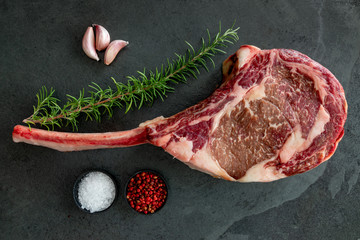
[163,137,233,180]
[279,105,330,163]
[243,100,254,116]
[307,105,330,145]
[163,137,234,181]
[286,59,329,103]
[237,47,251,69]
[313,75,328,103]
[187,114,213,126]
[279,125,305,163]
[163,137,194,162]
[186,147,234,181]
[236,45,261,69]
[244,82,268,117]
[238,158,287,182]
[211,84,248,133]
[269,122,283,128]
[139,116,165,127]
[151,134,172,148]
[245,82,267,101]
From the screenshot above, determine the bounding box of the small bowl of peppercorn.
[125,170,168,214]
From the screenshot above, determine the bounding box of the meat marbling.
[12,45,347,182]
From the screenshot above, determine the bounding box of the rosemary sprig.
[23,24,239,130]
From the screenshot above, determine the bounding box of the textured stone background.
[1,0,359,239]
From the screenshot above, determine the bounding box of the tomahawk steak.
[13,45,347,182]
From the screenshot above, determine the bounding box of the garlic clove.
[82,26,99,61]
[104,40,129,65]
[93,24,111,51]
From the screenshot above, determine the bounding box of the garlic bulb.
[93,24,110,51]
[82,27,99,61]
[104,40,129,65]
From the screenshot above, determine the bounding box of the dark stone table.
[1,0,359,239]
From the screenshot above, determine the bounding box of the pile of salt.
[77,171,116,213]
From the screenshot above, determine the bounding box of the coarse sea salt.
[77,171,116,213]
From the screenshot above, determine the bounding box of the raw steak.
[12,45,347,182]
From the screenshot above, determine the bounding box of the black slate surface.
[1,0,359,239]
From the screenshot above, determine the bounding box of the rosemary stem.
[23,50,204,124]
